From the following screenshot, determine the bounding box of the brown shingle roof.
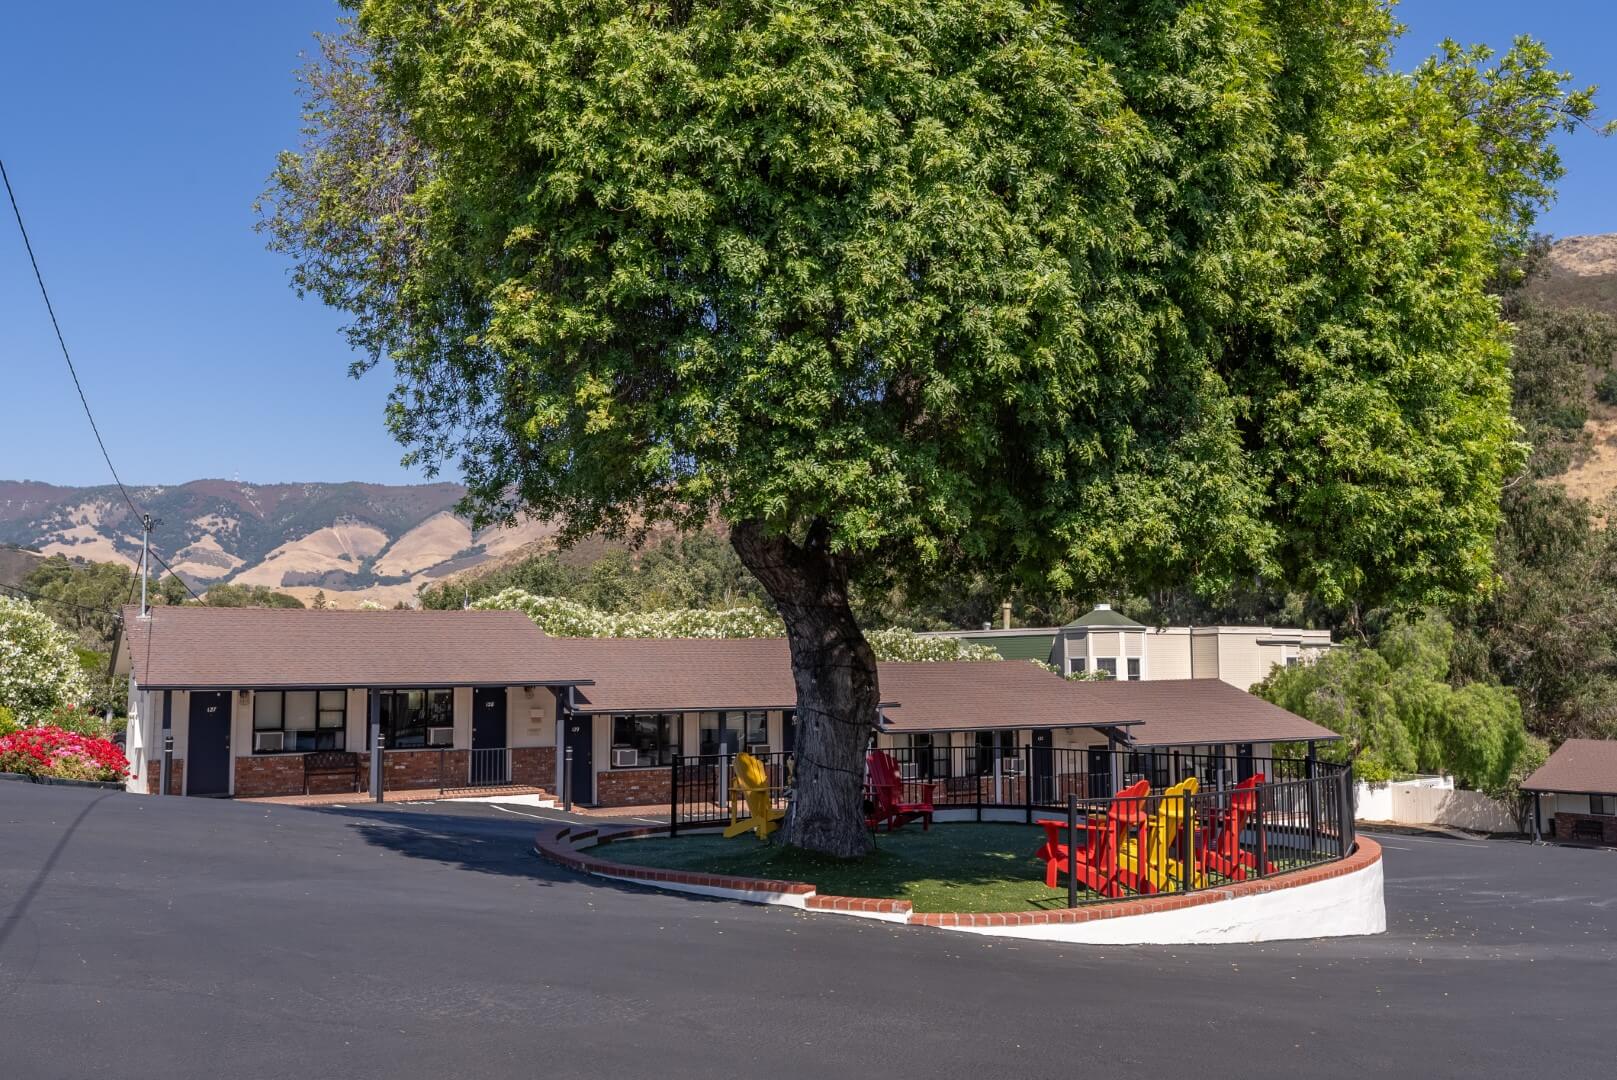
[116,607,1336,746]
[877,661,1137,733]
[1521,739,1617,796]
[118,605,588,689]
[560,637,801,713]
[879,668,1337,743]
[1077,678,1340,746]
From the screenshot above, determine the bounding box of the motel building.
[116,605,1339,807]
[1522,739,1617,846]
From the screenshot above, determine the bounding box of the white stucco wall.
[941,855,1385,945]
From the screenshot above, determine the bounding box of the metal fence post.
[669,757,679,837]
[718,753,729,818]
[1254,782,1268,875]
[563,743,573,812]
[1024,747,1033,825]
[439,747,446,795]
[1067,792,1079,909]
[159,690,173,796]
[1181,789,1195,894]
[369,690,383,804]
[1338,767,1355,855]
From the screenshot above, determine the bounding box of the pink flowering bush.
[0,726,128,782]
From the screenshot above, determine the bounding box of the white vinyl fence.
[1355,776,1520,833]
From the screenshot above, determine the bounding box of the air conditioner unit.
[254,731,284,753]
[613,747,642,768]
[898,762,920,781]
[1002,759,1026,777]
[745,743,771,756]
[427,726,455,746]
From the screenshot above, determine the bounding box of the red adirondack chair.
[1199,774,1274,880]
[1034,779,1151,898]
[865,750,936,832]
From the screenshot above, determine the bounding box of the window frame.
[1095,657,1119,680]
[973,730,1017,776]
[252,689,348,754]
[371,688,455,750]
[1126,657,1141,681]
[1591,794,1616,817]
[611,713,678,768]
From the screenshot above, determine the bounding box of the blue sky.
[4,2,1615,488]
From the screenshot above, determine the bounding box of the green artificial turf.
[604,823,1083,913]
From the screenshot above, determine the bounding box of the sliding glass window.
[371,689,454,749]
[252,690,346,753]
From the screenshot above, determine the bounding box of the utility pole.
[139,514,155,614]
[138,514,161,617]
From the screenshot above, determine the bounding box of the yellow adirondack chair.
[1119,776,1206,892]
[723,752,785,840]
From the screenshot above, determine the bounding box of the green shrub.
[1597,369,1617,406]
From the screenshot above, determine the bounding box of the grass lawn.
[603,823,1085,913]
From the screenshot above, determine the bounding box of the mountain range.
[0,479,560,607]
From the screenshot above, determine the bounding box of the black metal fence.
[669,744,1354,904]
[671,750,794,833]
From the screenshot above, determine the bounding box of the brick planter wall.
[596,767,672,806]
[1553,811,1617,845]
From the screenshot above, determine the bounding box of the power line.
[1,160,206,611]
[146,547,205,604]
[1,158,144,522]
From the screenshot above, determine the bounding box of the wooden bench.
[304,751,361,795]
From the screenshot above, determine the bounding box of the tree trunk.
[731,519,876,858]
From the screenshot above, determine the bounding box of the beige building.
[930,604,1333,691]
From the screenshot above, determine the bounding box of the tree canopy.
[263,2,1598,853]
[1256,614,1527,791]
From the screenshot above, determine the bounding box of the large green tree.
[262,2,1594,855]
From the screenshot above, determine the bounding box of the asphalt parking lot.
[3,782,1613,1079]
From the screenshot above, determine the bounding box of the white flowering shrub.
[0,596,92,726]
[473,589,1001,662]
[864,628,1002,662]
[473,589,784,639]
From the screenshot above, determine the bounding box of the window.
[1095,657,1118,679]
[973,730,1017,775]
[613,713,678,767]
[1592,795,1616,817]
[253,690,346,753]
[743,711,768,748]
[1069,658,1087,676]
[1285,655,1302,668]
[371,689,454,749]
[699,712,741,757]
[1126,658,1141,681]
[900,733,939,779]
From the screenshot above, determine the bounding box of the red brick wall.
[182,746,556,799]
[1553,812,1617,845]
[596,767,672,806]
[511,746,555,788]
[146,760,184,795]
[235,756,308,798]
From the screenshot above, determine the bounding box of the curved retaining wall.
[534,825,1385,945]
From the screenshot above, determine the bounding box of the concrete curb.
[534,823,1386,944]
